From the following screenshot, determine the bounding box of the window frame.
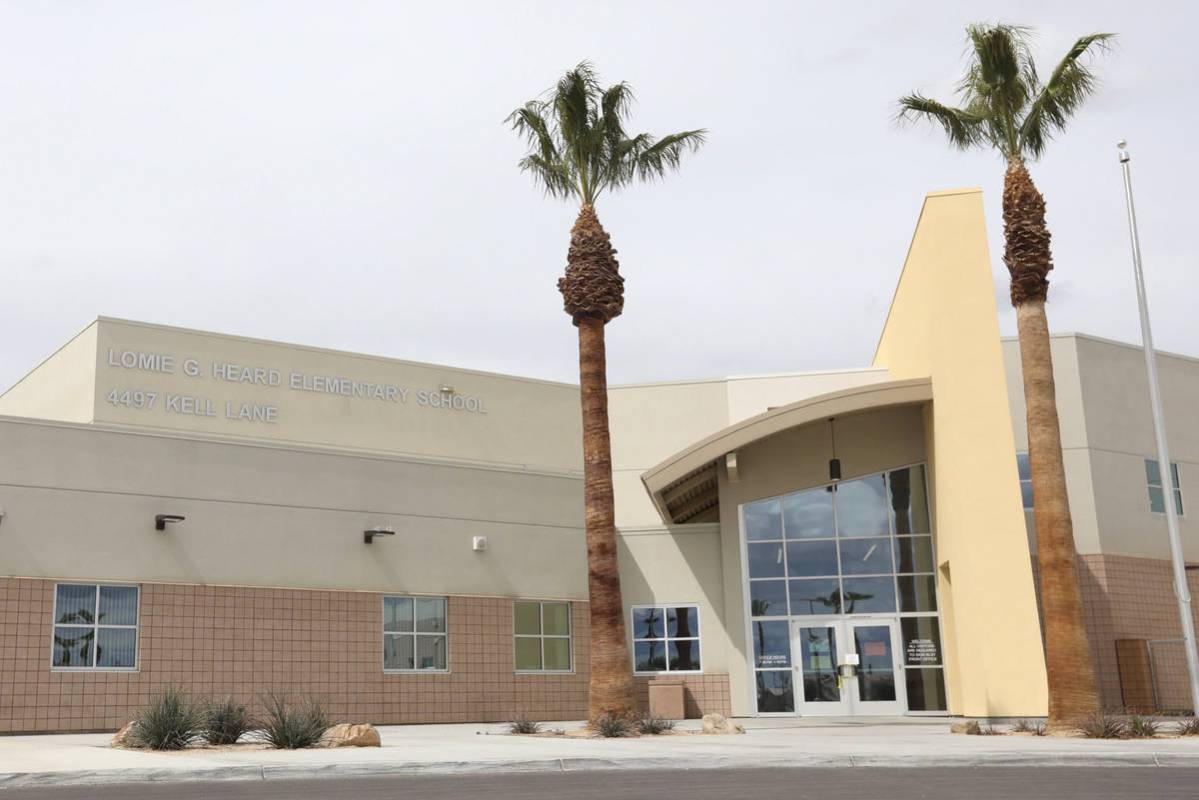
[630,603,703,675]
[513,599,573,674]
[381,595,450,674]
[1145,458,1185,517]
[50,582,140,673]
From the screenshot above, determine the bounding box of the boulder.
[111,721,138,748]
[950,720,982,735]
[321,723,381,748]
[701,713,745,735]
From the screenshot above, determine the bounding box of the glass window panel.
[755,670,794,713]
[789,578,842,616]
[383,634,415,670]
[751,620,791,669]
[905,668,948,711]
[514,637,542,670]
[894,536,935,574]
[415,598,446,633]
[834,475,889,537]
[96,628,137,668]
[1016,452,1031,481]
[1177,490,1185,516]
[798,626,839,702]
[888,466,930,534]
[744,499,783,541]
[635,640,666,672]
[901,617,942,666]
[841,576,896,614]
[897,575,938,613]
[98,586,138,626]
[747,542,786,579]
[632,607,664,639]
[1146,458,1162,486]
[542,603,570,637]
[543,638,571,671]
[782,489,835,539]
[669,640,701,671]
[416,634,447,670]
[514,601,541,636]
[667,606,698,638]
[1020,481,1034,509]
[839,537,894,575]
[749,580,788,617]
[383,597,413,633]
[1173,462,1182,485]
[785,540,838,578]
[55,584,96,625]
[1148,486,1166,514]
[52,626,94,668]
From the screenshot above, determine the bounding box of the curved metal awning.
[641,377,933,524]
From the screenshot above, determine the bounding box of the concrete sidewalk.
[3,717,1199,790]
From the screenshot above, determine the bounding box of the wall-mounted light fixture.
[439,384,454,394]
[0,508,6,528]
[472,535,488,552]
[155,514,186,531]
[827,418,842,484]
[364,526,396,544]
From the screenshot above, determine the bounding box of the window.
[52,584,138,670]
[383,596,447,671]
[631,605,701,673]
[1146,459,1184,516]
[1016,452,1033,509]
[514,600,571,672]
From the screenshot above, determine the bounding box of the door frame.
[843,617,907,716]
[789,616,907,716]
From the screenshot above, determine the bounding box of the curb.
[3,750,1199,789]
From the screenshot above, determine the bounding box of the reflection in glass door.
[793,621,849,715]
[848,621,903,714]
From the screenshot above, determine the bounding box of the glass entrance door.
[791,619,905,716]
[792,620,849,715]
[845,621,904,715]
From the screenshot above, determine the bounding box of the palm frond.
[896,94,986,150]
[632,129,708,182]
[1019,33,1116,157]
[507,62,704,205]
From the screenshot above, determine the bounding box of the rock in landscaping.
[950,720,982,735]
[701,713,745,735]
[321,723,381,747]
[111,721,137,748]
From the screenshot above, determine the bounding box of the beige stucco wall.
[0,416,586,599]
[1005,333,1199,561]
[872,188,1048,717]
[85,318,584,472]
[716,405,928,715]
[0,321,98,423]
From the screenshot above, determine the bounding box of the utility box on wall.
[648,679,686,720]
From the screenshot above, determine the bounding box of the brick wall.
[1,578,732,733]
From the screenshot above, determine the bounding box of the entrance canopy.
[640,377,933,524]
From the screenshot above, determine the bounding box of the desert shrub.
[130,687,205,750]
[978,723,1004,735]
[1176,716,1199,736]
[203,698,252,745]
[253,694,330,749]
[1011,718,1047,736]
[1080,713,1127,740]
[637,715,676,735]
[593,712,632,738]
[1127,714,1159,739]
[507,714,541,735]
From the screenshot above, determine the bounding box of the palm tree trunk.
[1005,159,1099,728]
[576,315,637,719]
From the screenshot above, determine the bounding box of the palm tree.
[898,24,1113,728]
[508,63,705,720]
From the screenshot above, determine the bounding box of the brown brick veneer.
[0,578,734,733]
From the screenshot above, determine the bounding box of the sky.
[2,0,1195,389]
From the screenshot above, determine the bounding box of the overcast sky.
[2,1,1195,390]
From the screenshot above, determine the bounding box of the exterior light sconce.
[0,508,6,528]
[364,526,396,544]
[155,514,186,531]
[439,385,454,394]
[827,418,842,485]
[472,535,488,552]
